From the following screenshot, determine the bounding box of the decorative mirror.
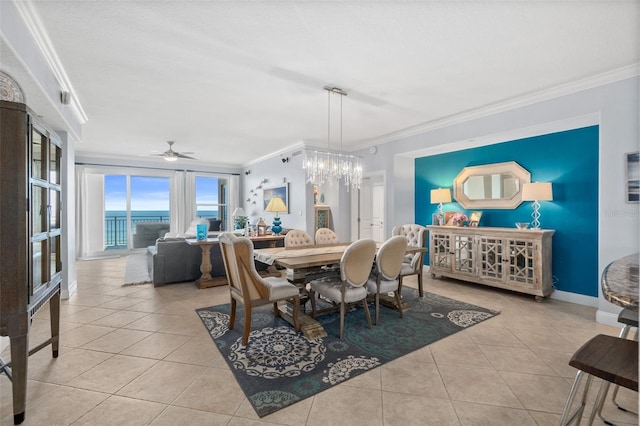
[453,161,530,209]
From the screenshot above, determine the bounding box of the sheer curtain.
[228,174,240,231]
[75,165,90,258]
[169,171,186,233]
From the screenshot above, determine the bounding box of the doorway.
[357,171,385,242]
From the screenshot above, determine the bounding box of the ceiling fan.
[151,141,197,161]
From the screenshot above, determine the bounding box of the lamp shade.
[231,207,246,217]
[430,188,452,204]
[522,182,553,201]
[265,197,287,214]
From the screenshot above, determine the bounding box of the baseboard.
[596,309,628,328]
[549,289,599,307]
[424,266,601,308]
[62,279,77,299]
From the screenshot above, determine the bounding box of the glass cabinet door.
[29,116,63,303]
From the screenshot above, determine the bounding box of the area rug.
[123,252,152,285]
[196,288,499,417]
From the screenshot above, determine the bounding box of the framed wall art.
[263,183,289,212]
[625,152,639,203]
[469,211,483,227]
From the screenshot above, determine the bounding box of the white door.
[360,177,373,239]
[358,173,385,241]
[371,183,384,241]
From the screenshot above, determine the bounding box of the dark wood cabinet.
[0,100,62,424]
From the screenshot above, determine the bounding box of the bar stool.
[559,334,638,426]
[602,308,639,420]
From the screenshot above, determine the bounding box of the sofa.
[148,231,285,287]
[133,222,171,249]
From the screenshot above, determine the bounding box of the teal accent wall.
[415,126,599,297]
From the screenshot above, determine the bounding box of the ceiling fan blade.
[177,153,197,160]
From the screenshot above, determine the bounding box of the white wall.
[352,76,639,323]
[241,153,311,234]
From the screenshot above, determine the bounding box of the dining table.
[601,252,639,310]
[253,242,427,339]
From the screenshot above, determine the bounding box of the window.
[104,175,170,249]
[195,176,228,231]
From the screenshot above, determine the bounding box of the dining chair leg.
[309,289,317,319]
[292,296,300,332]
[229,299,237,330]
[242,307,252,345]
[362,299,372,329]
[374,291,380,325]
[417,271,424,297]
[339,301,345,339]
[272,302,280,317]
[394,290,403,318]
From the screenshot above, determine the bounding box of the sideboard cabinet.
[0,100,62,424]
[427,226,555,301]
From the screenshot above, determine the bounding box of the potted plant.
[234,215,247,230]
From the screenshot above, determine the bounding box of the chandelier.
[302,87,363,190]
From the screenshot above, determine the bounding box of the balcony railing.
[104,215,169,248]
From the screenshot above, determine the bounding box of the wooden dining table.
[253,242,427,339]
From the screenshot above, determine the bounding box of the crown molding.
[242,141,306,168]
[13,0,88,124]
[354,64,639,150]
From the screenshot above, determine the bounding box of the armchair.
[392,224,428,297]
[315,228,339,245]
[366,236,407,325]
[308,239,377,339]
[219,233,300,345]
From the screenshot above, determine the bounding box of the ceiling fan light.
[164,155,178,162]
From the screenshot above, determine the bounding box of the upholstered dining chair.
[219,232,300,345]
[315,228,339,245]
[308,239,377,339]
[284,229,314,247]
[366,236,407,325]
[392,224,428,297]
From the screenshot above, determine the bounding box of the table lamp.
[430,188,451,217]
[231,207,246,230]
[265,197,287,235]
[521,182,553,229]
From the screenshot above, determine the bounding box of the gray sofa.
[148,234,284,287]
[133,222,171,249]
[148,238,225,286]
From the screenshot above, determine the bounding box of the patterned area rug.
[196,288,499,418]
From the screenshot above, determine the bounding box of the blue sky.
[105,175,219,211]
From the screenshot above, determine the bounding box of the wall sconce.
[521,182,553,229]
[281,156,289,163]
[245,170,251,175]
[430,188,452,218]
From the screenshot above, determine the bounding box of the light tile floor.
[1,256,638,425]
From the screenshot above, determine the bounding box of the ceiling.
[7,1,640,168]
